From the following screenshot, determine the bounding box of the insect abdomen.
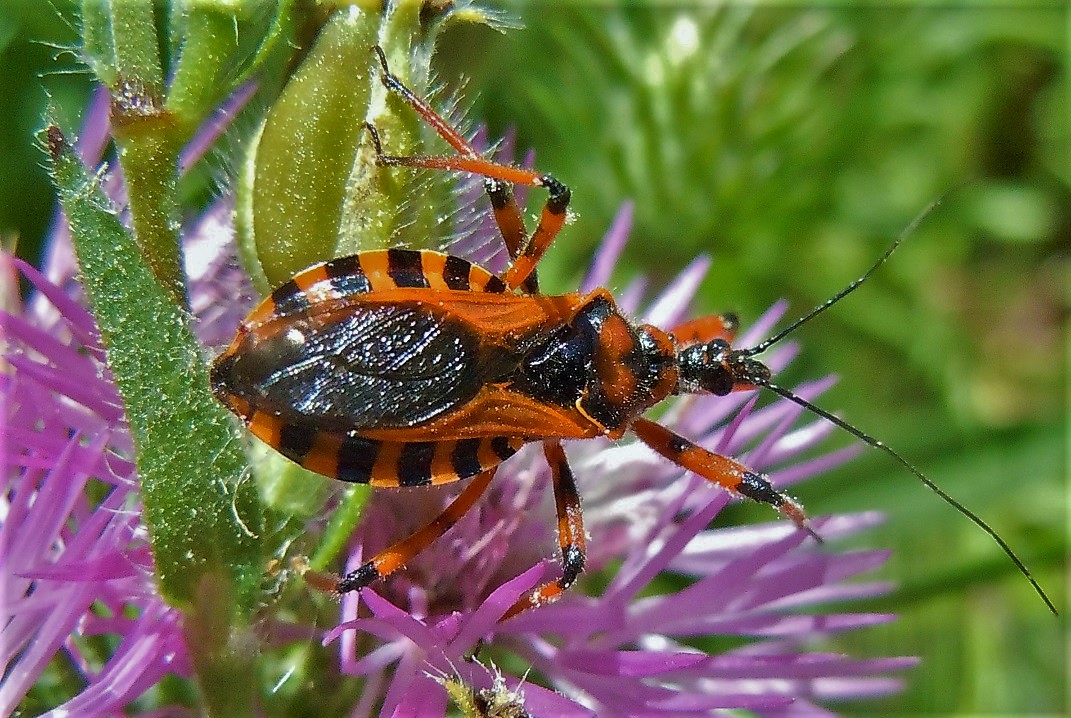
[241,409,524,487]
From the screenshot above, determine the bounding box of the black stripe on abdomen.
[443,254,472,291]
[269,277,309,316]
[451,438,483,478]
[491,436,517,461]
[277,422,317,464]
[323,254,372,297]
[337,435,382,484]
[387,248,430,289]
[397,441,436,486]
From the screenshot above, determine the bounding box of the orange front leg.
[631,418,819,541]
[502,440,587,621]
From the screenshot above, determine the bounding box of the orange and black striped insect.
[210,47,1056,618]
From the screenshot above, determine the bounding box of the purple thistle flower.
[2,81,914,718]
[1,253,193,715]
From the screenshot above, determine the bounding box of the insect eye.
[741,357,771,386]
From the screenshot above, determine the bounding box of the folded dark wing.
[240,302,492,430]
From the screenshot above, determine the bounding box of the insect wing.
[214,297,496,432]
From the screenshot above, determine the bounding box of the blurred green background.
[2,2,1066,715]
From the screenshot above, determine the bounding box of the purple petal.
[613,492,731,607]
[623,530,809,638]
[379,644,430,718]
[349,640,407,676]
[642,255,712,328]
[738,300,790,348]
[327,590,439,652]
[646,691,795,712]
[449,561,545,652]
[560,649,706,677]
[4,353,122,421]
[14,258,100,348]
[74,87,112,165]
[501,680,595,718]
[48,603,185,716]
[385,674,447,718]
[23,551,138,582]
[580,201,634,292]
[615,275,649,314]
[809,675,914,699]
[1,308,93,375]
[0,582,100,715]
[773,445,862,487]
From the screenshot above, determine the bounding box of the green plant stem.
[309,486,370,571]
[167,4,244,129]
[113,132,187,306]
[46,123,265,716]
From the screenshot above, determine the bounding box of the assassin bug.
[211,46,1057,618]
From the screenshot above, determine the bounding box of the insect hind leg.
[369,46,569,292]
[335,466,498,593]
[485,178,539,294]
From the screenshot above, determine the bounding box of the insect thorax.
[510,291,678,435]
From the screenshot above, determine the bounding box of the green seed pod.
[238,1,484,291]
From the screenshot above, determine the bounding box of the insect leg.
[631,418,819,540]
[364,122,569,292]
[373,45,480,158]
[486,178,539,294]
[369,47,569,292]
[670,313,740,347]
[372,48,537,291]
[501,440,587,621]
[497,177,569,292]
[335,466,497,593]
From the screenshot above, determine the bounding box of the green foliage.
[238,8,381,288]
[238,0,505,290]
[0,0,91,261]
[464,7,1065,431]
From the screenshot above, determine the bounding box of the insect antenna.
[749,376,1058,616]
[732,185,1058,614]
[743,192,949,358]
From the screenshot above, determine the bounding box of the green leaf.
[45,123,266,715]
[167,0,293,132]
[239,1,474,289]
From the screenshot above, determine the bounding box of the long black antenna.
[735,186,1057,614]
[744,193,947,357]
[755,378,1058,615]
